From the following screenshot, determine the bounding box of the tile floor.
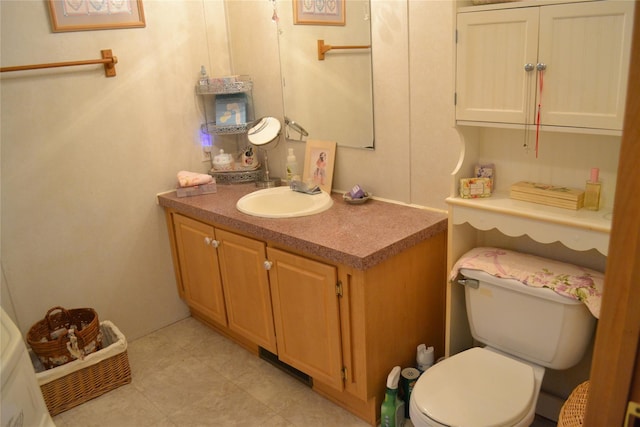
[51,317,557,427]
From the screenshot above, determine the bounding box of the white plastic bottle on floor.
[416,344,434,373]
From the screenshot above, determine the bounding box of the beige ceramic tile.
[52,384,173,427]
[278,390,370,427]
[52,317,373,427]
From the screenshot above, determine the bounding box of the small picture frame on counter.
[303,139,336,194]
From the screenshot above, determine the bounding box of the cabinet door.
[456,8,539,124]
[173,214,227,326]
[538,1,633,130]
[216,229,277,353]
[266,247,343,391]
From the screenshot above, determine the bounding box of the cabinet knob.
[524,63,535,72]
[263,260,273,270]
[536,63,547,71]
[204,237,220,248]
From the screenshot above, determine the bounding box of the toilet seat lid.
[412,347,535,427]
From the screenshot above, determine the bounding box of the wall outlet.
[201,146,212,163]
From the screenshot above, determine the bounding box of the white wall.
[0,0,461,339]
[2,0,617,346]
[0,0,232,338]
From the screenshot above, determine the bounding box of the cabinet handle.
[524,63,534,72]
[263,260,273,270]
[204,237,220,248]
[536,63,546,71]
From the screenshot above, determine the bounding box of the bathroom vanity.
[158,184,447,425]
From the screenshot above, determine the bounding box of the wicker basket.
[32,320,131,416]
[27,306,102,369]
[558,380,590,427]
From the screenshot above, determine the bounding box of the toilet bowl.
[409,258,596,427]
[409,347,545,427]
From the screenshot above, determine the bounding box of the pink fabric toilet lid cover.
[450,247,603,318]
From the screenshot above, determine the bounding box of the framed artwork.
[293,0,345,26]
[47,0,146,32]
[303,140,337,193]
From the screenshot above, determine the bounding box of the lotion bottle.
[584,167,601,211]
[286,148,299,182]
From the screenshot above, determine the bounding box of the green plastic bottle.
[381,366,404,427]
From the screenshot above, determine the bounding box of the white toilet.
[409,268,596,427]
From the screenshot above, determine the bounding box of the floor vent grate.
[258,347,313,387]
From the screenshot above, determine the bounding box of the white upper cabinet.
[538,2,633,130]
[456,1,634,132]
[456,8,539,125]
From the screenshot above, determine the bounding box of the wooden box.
[510,181,584,210]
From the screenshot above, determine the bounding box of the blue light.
[200,130,212,148]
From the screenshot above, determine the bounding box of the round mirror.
[247,117,282,188]
[248,117,282,146]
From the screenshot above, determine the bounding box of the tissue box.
[510,181,584,210]
[215,93,247,125]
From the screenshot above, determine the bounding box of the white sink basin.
[236,186,333,218]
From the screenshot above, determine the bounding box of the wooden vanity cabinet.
[266,247,343,391]
[168,212,277,352]
[216,229,277,354]
[165,209,447,426]
[171,213,227,326]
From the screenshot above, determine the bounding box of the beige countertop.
[158,184,447,270]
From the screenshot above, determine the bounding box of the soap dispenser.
[286,148,299,182]
[381,366,405,427]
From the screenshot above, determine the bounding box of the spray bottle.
[381,366,405,427]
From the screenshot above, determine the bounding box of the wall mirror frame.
[277,0,374,149]
[225,0,375,150]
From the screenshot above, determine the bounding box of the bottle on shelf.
[584,167,601,211]
[199,65,209,86]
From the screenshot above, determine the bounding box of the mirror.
[276,0,374,149]
[248,116,283,188]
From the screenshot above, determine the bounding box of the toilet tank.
[460,268,596,370]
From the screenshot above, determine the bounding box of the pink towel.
[177,171,213,188]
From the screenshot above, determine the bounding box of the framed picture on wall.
[303,140,337,193]
[47,0,145,32]
[293,0,345,26]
